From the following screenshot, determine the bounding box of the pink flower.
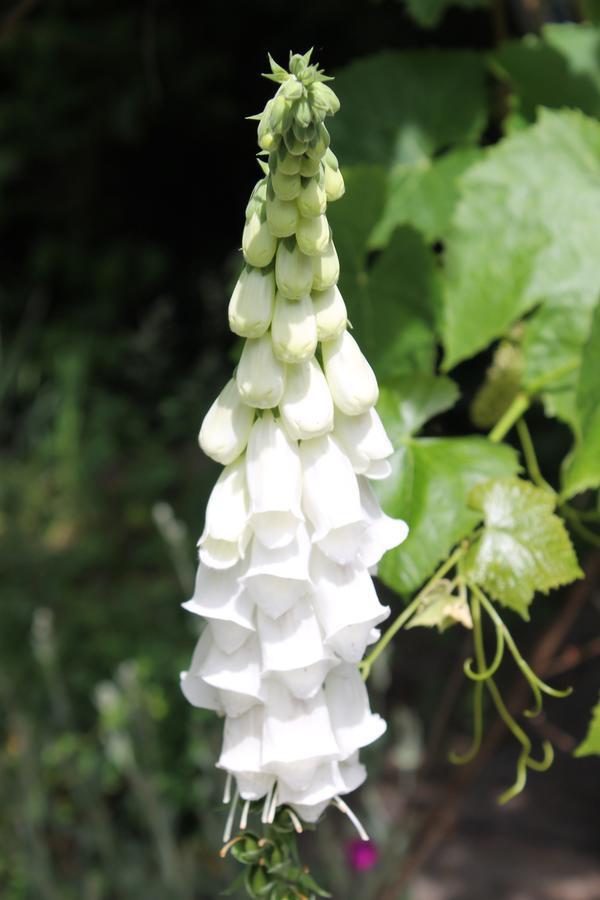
[347,838,379,872]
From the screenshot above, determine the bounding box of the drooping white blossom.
[180,51,408,838]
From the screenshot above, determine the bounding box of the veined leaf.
[464,478,583,619]
[377,374,459,445]
[406,580,472,632]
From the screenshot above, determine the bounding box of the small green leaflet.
[574,698,600,757]
[407,580,472,632]
[464,478,582,619]
[561,299,600,499]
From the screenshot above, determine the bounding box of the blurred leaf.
[561,300,600,498]
[403,0,490,29]
[376,437,519,595]
[328,171,443,377]
[464,478,582,619]
[470,339,524,429]
[575,698,600,757]
[329,50,488,166]
[442,110,600,372]
[406,579,472,631]
[377,374,459,444]
[492,25,600,122]
[371,147,482,246]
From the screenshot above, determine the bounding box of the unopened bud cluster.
[181,52,408,835]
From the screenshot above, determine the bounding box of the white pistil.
[333,795,369,841]
[223,771,232,804]
[223,789,239,843]
[239,799,251,831]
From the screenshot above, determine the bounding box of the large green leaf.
[575,698,600,757]
[371,147,482,246]
[441,110,600,371]
[561,299,600,498]
[329,51,488,166]
[377,374,459,445]
[376,437,519,596]
[329,170,442,379]
[492,24,600,123]
[403,0,490,29]
[464,478,582,619]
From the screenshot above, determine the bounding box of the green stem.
[360,544,466,680]
[450,589,485,765]
[515,417,553,492]
[489,392,530,444]
[561,504,600,548]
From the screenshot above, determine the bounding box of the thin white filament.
[334,795,369,841]
[222,789,239,843]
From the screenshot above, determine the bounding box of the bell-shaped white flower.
[218,706,275,801]
[275,240,314,299]
[297,177,327,217]
[271,292,317,363]
[334,407,393,479]
[278,754,366,814]
[257,598,338,700]
[279,357,334,441]
[296,214,330,257]
[198,378,255,466]
[242,211,277,267]
[246,411,303,549]
[311,550,390,663]
[180,632,224,714]
[242,525,312,619]
[311,239,339,291]
[312,285,347,342]
[261,683,340,790]
[228,267,275,339]
[198,632,265,718]
[236,334,286,409]
[299,434,365,564]
[324,664,386,755]
[356,476,409,569]
[198,457,251,569]
[183,559,255,631]
[266,196,299,238]
[322,330,379,415]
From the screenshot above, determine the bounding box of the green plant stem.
[515,417,553,492]
[489,392,530,443]
[450,589,485,765]
[360,544,466,680]
[561,504,600,548]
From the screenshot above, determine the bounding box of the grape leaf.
[441,110,600,372]
[376,438,519,596]
[491,24,600,122]
[464,478,583,619]
[377,374,459,444]
[403,0,490,29]
[574,698,600,757]
[371,147,482,246]
[561,299,600,499]
[329,50,488,166]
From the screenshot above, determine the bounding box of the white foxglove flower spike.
[181,51,408,840]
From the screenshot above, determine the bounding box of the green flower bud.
[271,291,317,363]
[277,146,301,175]
[299,154,321,178]
[228,267,275,338]
[312,239,339,291]
[271,169,301,202]
[266,196,299,238]
[324,147,339,170]
[275,239,313,299]
[294,98,312,129]
[280,77,304,101]
[324,162,345,202]
[236,333,285,409]
[296,214,330,257]
[249,866,268,893]
[269,94,290,133]
[245,177,268,220]
[306,123,330,160]
[312,284,347,340]
[243,212,277,267]
[258,101,279,151]
[293,119,315,144]
[308,81,340,115]
[297,176,327,217]
[284,130,308,156]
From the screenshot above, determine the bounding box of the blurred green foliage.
[1,1,600,898]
